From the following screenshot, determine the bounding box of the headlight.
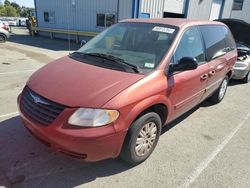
[68,108,119,127]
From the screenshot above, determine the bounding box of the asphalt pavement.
[0,27,249,188]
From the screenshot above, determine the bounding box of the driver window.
[174,27,205,65]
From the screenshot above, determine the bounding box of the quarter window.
[222,27,236,51]
[174,27,205,65]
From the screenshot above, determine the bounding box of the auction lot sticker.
[153,26,175,34]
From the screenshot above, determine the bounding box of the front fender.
[125,95,172,126]
[109,94,172,133]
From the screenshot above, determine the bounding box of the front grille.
[20,87,66,126]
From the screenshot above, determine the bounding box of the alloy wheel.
[219,79,228,100]
[135,122,157,157]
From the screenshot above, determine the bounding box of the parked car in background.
[17,19,237,165]
[0,19,10,32]
[6,18,18,26]
[217,19,250,83]
[233,43,250,83]
[0,20,10,42]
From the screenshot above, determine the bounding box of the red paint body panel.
[18,18,237,162]
[28,56,145,108]
[18,96,127,161]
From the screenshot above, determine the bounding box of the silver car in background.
[217,19,250,83]
[233,43,250,83]
[0,20,10,42]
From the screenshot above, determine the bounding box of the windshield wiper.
[85,53,140,73]
[69,51,86,57]
[69,52,140,73]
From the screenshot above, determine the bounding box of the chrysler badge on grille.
[29,91,50,105]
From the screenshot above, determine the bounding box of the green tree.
[10,2,21,15]
[0,5,7,16]
[5,5,17,17]
[4,0,10,6]
[0,1,31,17]
[20,7,33,17]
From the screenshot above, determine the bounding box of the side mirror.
[80,40,87,47]
[170,57,198,73]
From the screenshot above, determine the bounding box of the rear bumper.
[17,95,127,162]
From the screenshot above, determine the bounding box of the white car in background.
[7,18,18,26]
[217,19,250,83]
[233,43,250,83]
[0,20,10,31]
[0,20,10,42]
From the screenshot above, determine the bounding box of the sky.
[9,0,34,8]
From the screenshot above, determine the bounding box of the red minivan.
[18,18,237,165]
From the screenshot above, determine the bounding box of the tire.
[209,76,229,104]
[120,112,162,165]
[0,34,6,43]
[242,71,250,83]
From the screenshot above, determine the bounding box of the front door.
[167,27,209,121]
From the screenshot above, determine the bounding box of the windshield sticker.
[144,62,155,69]
[152,26,175,34]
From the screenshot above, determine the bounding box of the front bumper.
[17,95,127,162]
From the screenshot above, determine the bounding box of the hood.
[216,19,250,47]
[27,56,145,108]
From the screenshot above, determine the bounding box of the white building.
[34,0,249,40]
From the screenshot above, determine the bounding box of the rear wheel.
[0,34,6,43]
[120,112,161,165]
[210,76,229,104]
[242,71,250,83]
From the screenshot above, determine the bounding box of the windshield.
[73,22,178,74]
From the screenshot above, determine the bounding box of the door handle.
[209,70,216,76]
[201,74,208,80]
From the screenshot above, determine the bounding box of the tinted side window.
[222,27,236,51]
[174,27,205,65]
[200,26,226,61]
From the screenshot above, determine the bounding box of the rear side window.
[200,26,226,61]
[199,25,236,61]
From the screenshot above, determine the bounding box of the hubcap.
[219,79,228,100]
[135,122,157,157]
[247,72,250,82]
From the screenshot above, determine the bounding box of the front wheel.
[120,112,162,165]
[209,76,229,104]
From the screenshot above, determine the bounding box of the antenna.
[67,0,71,54]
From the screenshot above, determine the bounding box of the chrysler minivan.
[18,18,237,165]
